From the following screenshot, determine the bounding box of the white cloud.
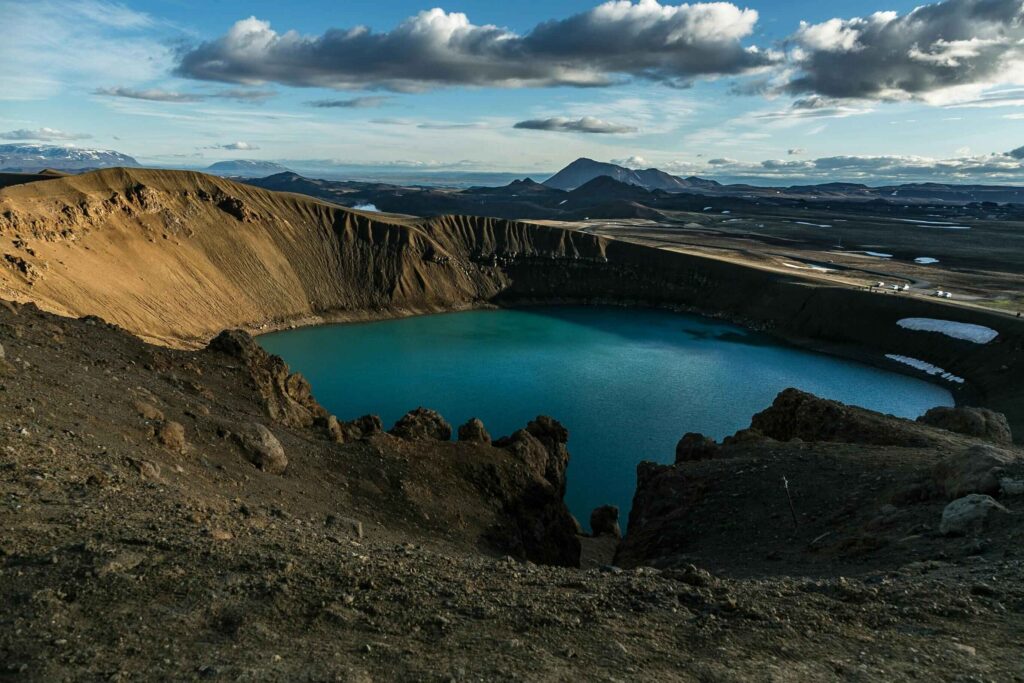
[0,127,92,141]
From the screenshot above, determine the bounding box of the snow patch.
[783,262,832,273]
[351,203,379,212]
[885,354,965,384]
[914,257,939,264]
[897,318,998,344]
[795,221,831,228]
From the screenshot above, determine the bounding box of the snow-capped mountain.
[0,144,140,171]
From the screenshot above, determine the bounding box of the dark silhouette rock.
[932,444,1022,499]
[457,417,491,444]
[590,505,621,539]
[675,432,719,463]
[341,414,383,441]
[390,407,452,441]
[918,406,1012,445]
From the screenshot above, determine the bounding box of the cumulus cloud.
[306,96,392,108]
[0,127,92,141]
[514,116,638,134]
[784,0,1024,102]
[175,2,773,91]
[216,141,259,150]
[611,155,649,168]
[754,95,873,119]
[95,86,274,103]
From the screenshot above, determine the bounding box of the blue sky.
[3,0,1024,182]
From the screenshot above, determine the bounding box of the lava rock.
[590,505,622,539]
[157,421,187,453]
[918,406,1013,445]
[457,418,491,444]
[342,415,383,441]
[390,407,452,441]
[134,400,164,422]
[932,444,1022,499]
[675,433,719,463]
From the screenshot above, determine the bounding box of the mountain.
[0,144,139,172]
[544,157,720,192]
[205,160,291,176]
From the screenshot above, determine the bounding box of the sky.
[4,0,1024,183]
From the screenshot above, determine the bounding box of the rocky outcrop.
[457,418,491,444]
[208,330,327,429]
[675,433,719,463]
[390,407,452,441]
[488,416,580,566]
[918,406,1013,445]
[749,388,940,447]
[932,445,1023,499]
[590,505,621,539]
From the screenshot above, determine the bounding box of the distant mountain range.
[0,144,139,172]
[544,157,721,192]
[204,160,292,176]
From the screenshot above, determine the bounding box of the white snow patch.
[914,257,939,264]
[857,251,893,258]
[885,354,965,384]
[897,318,998,344]
[783,262,833,273]
[351,203,379,212]
[795,221,831,228]
[558,200,568,205]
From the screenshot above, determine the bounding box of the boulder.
[457,417,491,444]
[157,421,187,453]
[590,505,622,539]
[207,329,327,428]
[675,433,719,463]
[324,415,344,443]
[939,494,1010,536]
[390,407,452,441]
[235,423,288,475]
[918,406,1012,445]
[932,445,1022,499]
[133,400,164,422]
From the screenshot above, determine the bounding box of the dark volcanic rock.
[675,433,719,463]
[489,417,580,566]
[590,505,621,539]
[457,417,491,444]
[208,329,327,429]
[918,406,1013,445]
[390,407,452,441]
[932,444,1022,499]
[342,414,383,441]
[749,388,935,447]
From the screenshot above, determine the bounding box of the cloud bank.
[785,0,1024,102]
[0,127,92,141]
[514,116,638,133]
[95,86,274,103]
[175,2,772,91]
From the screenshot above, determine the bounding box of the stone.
[341,415,383,441]
[0,341,5,361]
[590,505,621,539]
[390,407,452,441]
[932,445,1021,499]
[133,400,164,421]
[457,417,491,444]
[674,432,719,463]
[235,423,288,475]
[158,421,187,453]
[918,406,1012,445]
[939,495,1010,536]
[325,415,344,443]
[326,514,364,539]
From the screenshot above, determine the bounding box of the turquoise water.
[260,307,953,525]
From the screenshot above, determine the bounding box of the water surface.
[260,307,952,525]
